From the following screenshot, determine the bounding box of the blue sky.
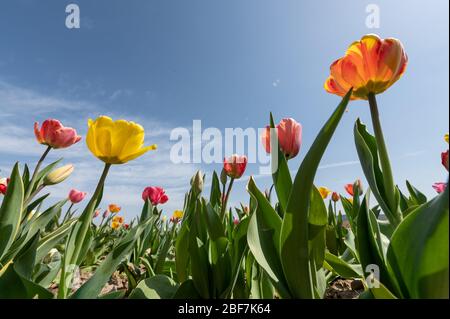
[0,0,448,220]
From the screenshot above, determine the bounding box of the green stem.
[368,93,401,224]
[24,145,51,202]
[60,163,111,298]
[221,178,234,221]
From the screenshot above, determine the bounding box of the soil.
[325,278,364,299]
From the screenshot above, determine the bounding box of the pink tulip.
[261,118,302,160]
[93,209,101,218]
[223,154,247,179]
[233,218,240,225]
[142,187,169,206]
[442,150,449,171]
[433,182,447,194]
[68,189,87,204]
[34,119,81,149]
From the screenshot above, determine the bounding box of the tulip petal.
[119,144,157,163]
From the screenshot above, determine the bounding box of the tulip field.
[0,34,448,300]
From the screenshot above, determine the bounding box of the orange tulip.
[108,204,121,213]
[324,34,408,100]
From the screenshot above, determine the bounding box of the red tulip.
[345,180,363,196]
[34,119,81,149]
[68,189,87,204]
[223,154,247,179]
[0,177,9,195]
[433,182,447,194]
[123,223,130,230]
[233,218,240,225]
[442,150,449,171]
[142,186,169,206]
[331,192,340,202]
[261,118,302,160]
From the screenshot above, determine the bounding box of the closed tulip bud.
[68,189,87,204]
[223,154,247,179]
[331,192,340,202]
[43,164,74,186]
[261,118,302,160]
[93,209,101,218]
[102,210,109,219]
[191,171,204,195]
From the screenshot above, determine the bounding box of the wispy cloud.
[0,79,200,218]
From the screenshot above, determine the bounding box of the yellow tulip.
[445,133,449,144]
[318,186,331,199]
[111,221,121,230]
[86,116,157,164]
[173,210,184,219]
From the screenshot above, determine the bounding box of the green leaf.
[406,180,427,206]
[0,163,24,261]
[70,218,152,299]
[172,279,201,299]
[324,252,363,278]
[356,193,398,295]
[0,262,53,299]
[35,220,76,264]
[129,275,178,299]
[246,177,289,298]
[269,112,293,213]
[209,171,222,208]
[280,89,352,298]
[354,119,400,226]
[387,187,449,298]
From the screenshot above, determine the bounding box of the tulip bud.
[44,164,74,186]
[331,192,340,202]
[220,168,228,185]
[191,171,204,195]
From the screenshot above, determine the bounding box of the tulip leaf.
[129,275,178,299]
[35,219,76,264]
[172,279,201,299]
[269,113,292,213]
[356,192,399,296]
[209,171,222,208]
[387,186,449,298]
[0,163,24,262]
[0,262,53,299]
[354,119,400,226]
[246,177,290,298]
[70,217,152,299]
[405,180,427,206]
[324,252,363,278]
[280,89,351,299]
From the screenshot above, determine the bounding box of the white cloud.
[0,80,201,220]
